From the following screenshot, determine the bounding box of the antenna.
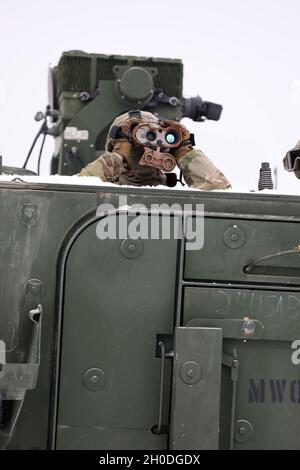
[273,166,278,190]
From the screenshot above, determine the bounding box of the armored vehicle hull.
[1,179,300,449]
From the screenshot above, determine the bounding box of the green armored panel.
[185,217,300,284]
[2,185,300,450]
[0,183,97,450]
[183,286,300,449]
[56,216,178,449]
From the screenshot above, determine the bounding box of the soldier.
[78,110,231,190]
[283,140,300,179]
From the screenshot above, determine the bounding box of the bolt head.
[242,320,256,336]
[186,369,195,377]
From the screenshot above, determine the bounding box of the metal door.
[55,215,178,449]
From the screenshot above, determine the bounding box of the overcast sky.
[1,0,300,191]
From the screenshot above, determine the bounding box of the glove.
[111,138,144,170]
[161,119,194,161]
[173,124,194,161]
[111,138,133,162]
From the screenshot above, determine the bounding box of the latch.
[0,299,42,450]
[153,334,174,435]
[222,349,240,450]
[187,317,264,340]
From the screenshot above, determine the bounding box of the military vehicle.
[1,51,300,450]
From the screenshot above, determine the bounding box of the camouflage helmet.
[105,110,160,152]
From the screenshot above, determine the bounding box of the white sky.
[1,0,300,191]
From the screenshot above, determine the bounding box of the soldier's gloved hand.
[162,120,194,161]
[111,139,133,161]
[173,124,194,161]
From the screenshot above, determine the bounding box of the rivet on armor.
[83,368,106,391]
[18,204,39,226]
[179,361,202,385]
[25,279,43,298]
[234,420,253,443]
[223,225,246,249]
[241,318,256,337]
[120,238,143,259]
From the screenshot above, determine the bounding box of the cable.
[22,121,46,169]
[37,133,47,175]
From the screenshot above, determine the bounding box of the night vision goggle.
[131,122,183,171]
[132,122,183,148]
[108,115,192,172]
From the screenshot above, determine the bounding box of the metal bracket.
[186,319,244,449]
[0,304,42,449]
[153,336,174,435]
[222,349,240,450]
[170,327,222,450]
[187,318,264,340]
[156,334,174,358]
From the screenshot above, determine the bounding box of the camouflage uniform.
[79,147,230,190]
[78,112,231,190]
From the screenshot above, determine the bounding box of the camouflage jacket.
[78,148,231,190]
